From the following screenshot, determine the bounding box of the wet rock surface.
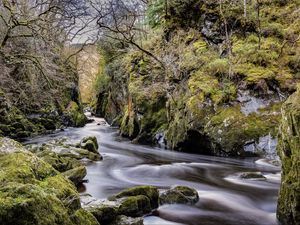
[239,172,267,180]
[159,186,199,205]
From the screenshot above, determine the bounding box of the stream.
[25,116,281,225]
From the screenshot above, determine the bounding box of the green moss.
[159,186,199,205]
[71,209,100,225]
[234,63,275,82]
[36,151,81,173]
[114,186,159,209]
[39,175,81,212]
[0,152,57,185]
[76,149,102,161]
[80,136,99,154]
[118,195,152,217]
[204,58,229,76]
[277,88,300,225]
[193,39,208,54]
[0,183,74,225]
[62,166,87,186]
[205,105,280,155]
[188,71,237,106]
[86,203,118,224]
[120,107,140,138]
[64,101,87,127]
[0,142,85,225]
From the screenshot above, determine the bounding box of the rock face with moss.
[0,88,87,139]
[96,0,299,157]
[277,88,300,225]
[0,137,99,225]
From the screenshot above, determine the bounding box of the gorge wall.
[96,0,300,157]
[277,86,300,225]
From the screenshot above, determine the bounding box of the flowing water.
[25,116,281,225]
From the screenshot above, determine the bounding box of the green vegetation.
[0,138,98,225]
[277,87,300,225]
[97,0,300,156]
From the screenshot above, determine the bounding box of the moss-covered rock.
[31,137,102,162]
[85,200,118,224]
[0,95,39,139]
[159,186,199,205]
[62,166,87,186]
[0,183,74,225]
[0,137,28,154]
[113,186,159,209]
[35,150,81,173]
[39,175,81,212]
[203,105,281,156]
[71,209,100,225]
[0,152,58,185]
[0,138,97,225]
[76,148,102,161]
[118,195,152,217]
[80,136,99,154]
[63,101,87,127]
[277,88,300,225]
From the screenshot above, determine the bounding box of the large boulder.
[71,209,100,225]
[85,199,118,224]
[277,88,300,225]
[80,136,99,154]
[159,186,199,205]
[113,186,159,209]
[118,195,152,217]
[83,187,157,224]
[62,166,87,186]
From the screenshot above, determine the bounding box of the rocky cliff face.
[277,87,300,225]
[96,0,299,157]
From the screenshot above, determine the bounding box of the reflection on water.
[25,117,281,225]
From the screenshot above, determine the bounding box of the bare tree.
[0,0,95,109]
[0,0,93,51]
[89,0,165,68]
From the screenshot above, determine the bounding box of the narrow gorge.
[0,0,299,225]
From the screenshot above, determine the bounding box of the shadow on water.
[25,117,281,225]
